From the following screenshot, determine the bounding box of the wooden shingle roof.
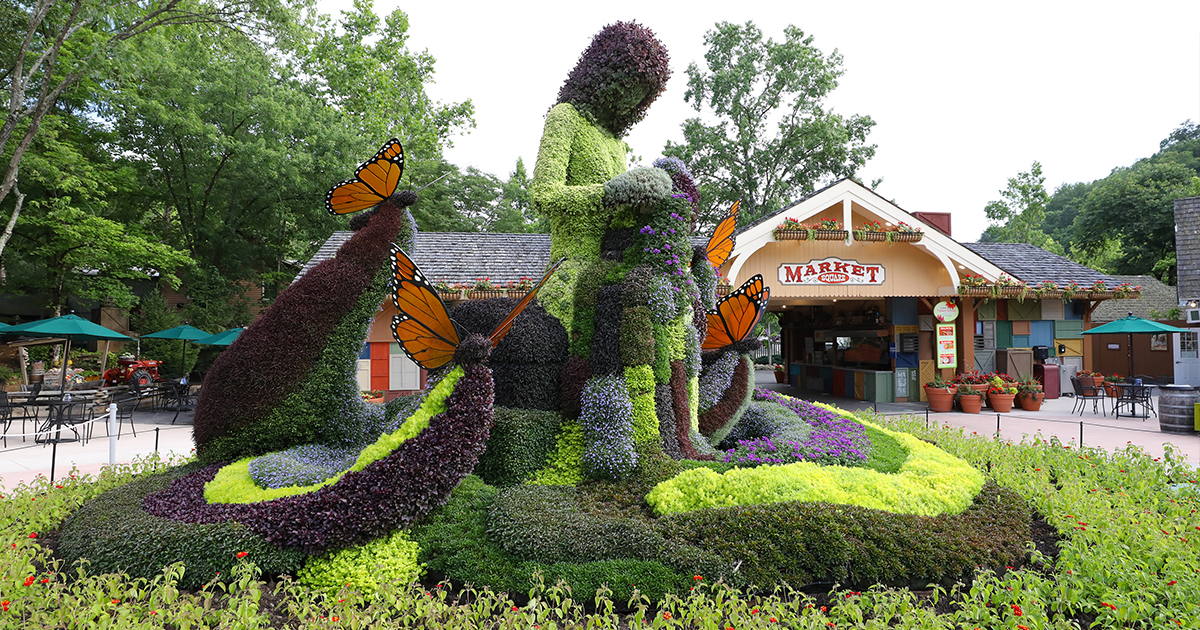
[1090,275,1178,323]
[294,232,552,285]
[960,242,1115,287]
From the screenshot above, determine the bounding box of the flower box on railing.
[812,229,848,241]
[855,231,888,242]
[437,290,466,302]
[773,229,808,240]
[891,232,923,242]
[716,284,731,296]
[467,289,505,300]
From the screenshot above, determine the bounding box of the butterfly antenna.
[416,171,452,192]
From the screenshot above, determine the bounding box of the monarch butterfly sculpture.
[704,200,739,270]
[702,273,769,352]
[325,138,405,215]
[390,246,564,369]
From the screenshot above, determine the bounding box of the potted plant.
[924,374,958,413]
[956,384,984,414]
[1077,370,1103,391]
[360,389,385,404]
[1102,373,1124,397]
[987,375,1018,413]
[891,221,923,242]
[1016,376,1044,411]
[773,363,787,384]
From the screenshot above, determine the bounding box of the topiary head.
[556,21,670,138]
[453,334,493,366]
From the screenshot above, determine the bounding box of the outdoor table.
[1113,382,1157,420]
[35,398,93,444]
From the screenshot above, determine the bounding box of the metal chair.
[0,390,38,445]
[167,382,197,424]
[107,394,138,438]
[1070,376,1107,416]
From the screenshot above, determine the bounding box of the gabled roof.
[725,178,1006,289]
[959,243,1115,287]
[294,232,552,285]
[1090,275,1178,323]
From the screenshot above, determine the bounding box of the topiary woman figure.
[532,23,753,482]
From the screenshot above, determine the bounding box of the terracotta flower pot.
[925,385,957,413]
[1103,383,1119,398]
[989,393,1016,413]
[774,371,787,383]
[1018,392,1044,411]
[959,394,983,414]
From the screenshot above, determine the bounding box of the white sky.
[319,0,1200,241]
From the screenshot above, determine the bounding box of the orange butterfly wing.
[488,258,565,347]
[705,200,740,269]
[326,139,405,215]
[702,274,769,351]
[390,246,459,370]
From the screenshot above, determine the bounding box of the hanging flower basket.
[505,289,530,301]
[891,232,923,243]
[438,290,466,302]
[812,229,849,241]
[855,231,888,242]
[468,289,505,300]
[715,284,732,296]
[773,229,809,240]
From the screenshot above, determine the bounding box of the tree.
[663,21,876,228]
[980,161,1061,252]
[491,159,545,233]
[1073,160,1194,283]
[0,0,275,262]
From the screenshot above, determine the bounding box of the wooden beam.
[958,297,975,374]
[919,297,935,311]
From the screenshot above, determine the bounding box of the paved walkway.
[0,401,196,491]
[3,376,1197,491]
[753,371,1200,466]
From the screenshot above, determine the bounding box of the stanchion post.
[155,427,160,453]
[108,403,117,467]
[1079,421,1083,447]
[996,414,1001,438]
[50,438,58,483]
[925,408,929,430]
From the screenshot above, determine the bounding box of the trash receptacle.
[1034,364,1059,400]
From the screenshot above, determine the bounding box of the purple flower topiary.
[579,374,637,480]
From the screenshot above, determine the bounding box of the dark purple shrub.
[589,285,623,375]
[450,299,568,411]
[560,356,590,420]
[669,361,704,460]
[698,355,750,436]
[144,364,495,554]
[556,21,671,138]
[655,384,682,459]
[193,194,416,452]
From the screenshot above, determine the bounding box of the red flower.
[663,612,671,620]
[332,616,339,622]
[1168,580,1177,585]
[23,576,34,586]
[1,601,8,612]
[512,606,518,612]
[693,575,702,581]
[1011,604,1023,616]
[770,617,777,623]
[28,532,36,539]
[1018,626,1029,630]
[1101,602,1117,610]
[236,551,248,558]
[111,599,120,604]
[40,578,48,584]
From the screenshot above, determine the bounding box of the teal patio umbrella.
[141,324,211,377]
[1082,314,1191,378]
[5,314,132,388]
[193,327,244,346]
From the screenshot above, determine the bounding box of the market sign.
[778,258,885,286]
[936,323,957,369]
[933,300,960,322]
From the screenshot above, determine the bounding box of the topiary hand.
[603,167,673,210]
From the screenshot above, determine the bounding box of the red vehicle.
[102,357,165,387]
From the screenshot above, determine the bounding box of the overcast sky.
[319,1,1200,241]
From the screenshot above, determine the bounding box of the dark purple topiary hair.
[556,21,671,138]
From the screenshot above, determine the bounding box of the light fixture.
[832,299,838,303]
[957,265,965,269]
[1189,300,1199,309]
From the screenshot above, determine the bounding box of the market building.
[301,178,1149,401]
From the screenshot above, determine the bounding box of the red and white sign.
[778,258,885,285]
[933,300,960,322]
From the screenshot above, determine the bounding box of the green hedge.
[412,476,691,603]
[56,463,307,589]
[474,407,564,487]
[656,481,1030,590]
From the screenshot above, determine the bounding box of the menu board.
[936,323,957,369]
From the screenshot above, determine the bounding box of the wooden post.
[958,297,975,374]
[1083,300,1099,373]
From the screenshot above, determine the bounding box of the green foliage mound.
[474,407,564,486]
[657,481,1029,590]
[411,476,690,604]
[298,529,423,597]
[57,463,307,589]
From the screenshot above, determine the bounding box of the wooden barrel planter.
[1159,385,1199,434]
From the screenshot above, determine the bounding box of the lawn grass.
[1,411,1197,628]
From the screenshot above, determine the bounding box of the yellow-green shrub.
[531,419,585,485]
[647,419,983,516]
[298,529,424,596]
